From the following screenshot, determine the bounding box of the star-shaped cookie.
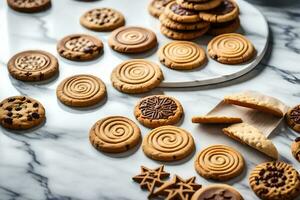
[132,165,170,197]
[153,175,202,200]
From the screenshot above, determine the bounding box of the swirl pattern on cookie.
[111,59,163,93]
[109,26,157,53]
[208,33,255,64]
[195,145,244,180]
[89,116,141,153]
[57,74,106,107]
[159,41,206,69]
[142,126,195,161]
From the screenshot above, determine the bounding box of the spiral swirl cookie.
[207,33,255,64]
[7,0,51,13]
[249,161,300,200]
[194,145,244,181]
[108,26,157,53]
[142,125,195,161]
[80,8,125,31]
[89,116,141,153]
[8,50,59,82]
[159,41,207,70]
[111,59,163,94]
[134,95,184,128]
[286,104,300,133]
[57,34,103,61]
[56,74,106,107]
[0,96,45,130]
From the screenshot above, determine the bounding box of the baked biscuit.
[192,115,242,124]
[208,17,240,36]
[291,137,300,162]
[7,0,51,13]
[148,0,174,18]
[176,0,222,11]
[160,24,209,40]
[286,104,300,133]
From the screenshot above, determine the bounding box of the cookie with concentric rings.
[56,74,106,107]
[158,41,207,70]
[80,8,125,31]
[89,116,141,153]
[8,50,59,82]
[7,0,51,13]
[249,161,300,200]
[134,95,184,128]
[194,145,244,181]
[108,26,157,53]
[176,0,222,11]
[0,96,46,130]
[142,125,195,161]
[207,33,255,64]
[111,59,163,94]
[57,34,103,61]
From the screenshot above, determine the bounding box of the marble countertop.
[0,0,300,200]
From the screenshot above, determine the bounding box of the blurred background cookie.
[7,0,51,13]
[286,104,300,133]
[148,0,174,18]
[291,137,300,162]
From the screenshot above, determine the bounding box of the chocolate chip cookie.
[291,137,300,162]
[286,104,300,133]
[0,96,46,130]
[7,0,51,13]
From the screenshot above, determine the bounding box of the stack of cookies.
[158,0,240,40]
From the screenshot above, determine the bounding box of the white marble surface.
[0,0,300,200]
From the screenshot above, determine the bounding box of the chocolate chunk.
[295,137,300,142]
[3,118,13,125]
[33,103,39,108]
[6,107,12,111]
[27,115,33,121]
[31,112,40,119]
[8,98,15,102]
[7,112,13,117]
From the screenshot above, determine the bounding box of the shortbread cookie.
[154,175,202,199]
[160,24,209,40]
[199,0,239,23]
[159,14,210,31]
[164,2,202,23]
[286,104,300,133]
[208,33,255,64]
[57,34,103,61]
[192,115,242,124]
[109,26,157,53]
[208,18,240,36]
[111,59,163,94]
[57,74,106,107]
[222,123,278,159]
[176,0,222,11]
[8,50,59,82]
[249,161,300,200]
[192,184,244,200]
[158,41,207,70]
[291,137,300,162]
[148,0,174,18]
[194,145,244,181]
[134,95,183,128]
[7,0,51,13]
[89,116,141,153]
[143,126,195,161]
[0,96,45,130]
[224,91,288,117]
[80,8,125,31]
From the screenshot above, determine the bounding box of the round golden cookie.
[57,34,103,61]
[142,125,195,161]
[286,104,300,133]
[111,59,163,94]
[199,0,239,23]
[249,161,300,200]
[164,2,202,23]
[89,116,141,153]
[148,0,174,18]
[158,41,207,70]
[8,50,59,82]
[134,95,184,128]
[160,25,209,40]
[176,0,222,11]
[7,0,51,13]
[159,14,210,31]
[0,96,45,130]
[291,137,300,162]
[108,26,157,53]
[207,33,255,64]
[208,17,240,36]
[194,145,244,181]
[80,8,125,32]
[191,184,244,200]
[56,74,106,107]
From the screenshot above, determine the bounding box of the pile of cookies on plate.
[149,0,240,39]
[2,0,300,200]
